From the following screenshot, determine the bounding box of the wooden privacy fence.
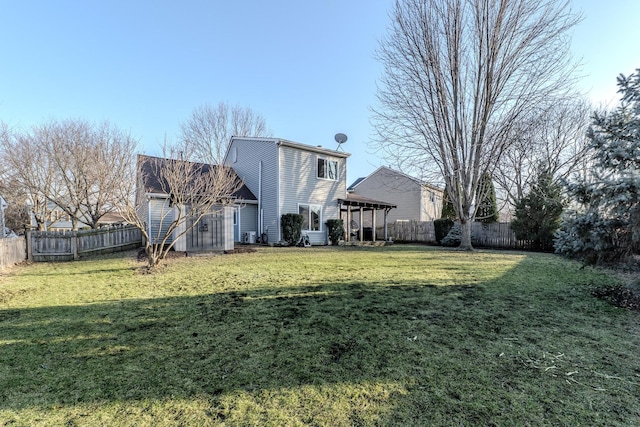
[382,220,534,250]
[471,222,534,250]
[382,220,436,243]
[0,236,27,270]
[28,225,142,262]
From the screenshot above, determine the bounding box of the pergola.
[338,194,396,242]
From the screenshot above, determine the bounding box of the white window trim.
[316,156,338,181]
[298,203,323,232]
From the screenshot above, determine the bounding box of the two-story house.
[224,137,350,245]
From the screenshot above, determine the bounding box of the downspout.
[276,140,281,242]
[258,160,263,235]
[419,186,425,221]
[147,196,151,244]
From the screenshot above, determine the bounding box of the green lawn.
[1,245,638,426]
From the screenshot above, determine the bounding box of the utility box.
[243,231,256,244]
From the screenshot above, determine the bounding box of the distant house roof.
[354,166,443,193]
[138,155,257,201]
[347,177,366,192]
[97,212,127,224]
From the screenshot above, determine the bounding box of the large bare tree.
[372,0,580,249]
[494,96,592,216]
[0,124,57,230]
[180,102,271,164]
[0,119,138,230]
[116,144,244,269]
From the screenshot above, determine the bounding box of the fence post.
[71,231,79,260]
[26,230,33,262]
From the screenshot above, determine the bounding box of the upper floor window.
[317,157,338,181]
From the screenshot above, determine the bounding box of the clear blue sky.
[1,0,638,185]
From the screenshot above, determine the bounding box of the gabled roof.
[227,136,351,159]
[354,166,443,193]
[138,155,256,201]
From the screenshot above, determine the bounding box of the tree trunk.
[146,245,160,269]
[459,218,473,251]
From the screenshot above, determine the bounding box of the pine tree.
[555,68,640,264]
[475,172,499,223]
[511,168,564,251]
[441,184,457,220]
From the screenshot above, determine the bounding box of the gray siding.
[225,138,280,244]
[238,203,258,240]
[279,145,346,245]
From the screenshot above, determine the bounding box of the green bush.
[511,169,563,251]
[281,213,304,245]
[441,223,462,247]
[325,219,344,245]
[434,218,454,244]
[441,185,457,220]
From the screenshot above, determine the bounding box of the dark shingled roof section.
[138,155,256,201]
[347,177,366,192]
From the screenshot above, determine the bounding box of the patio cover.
[338,195,396,242]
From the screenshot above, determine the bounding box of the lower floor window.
[299,204,321,231]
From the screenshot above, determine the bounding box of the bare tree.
[180,102,271,164]
[116,144,244,269]
[0,119,138,230]
[37,119,139,229]
[0,125,57,230]
[372,0,580,249]
[494,96,593,216]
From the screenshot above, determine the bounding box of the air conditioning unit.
[243,231,256,244]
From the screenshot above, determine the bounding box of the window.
[317,157,338,181]
[299,204,321,231]
[232,147,238,163]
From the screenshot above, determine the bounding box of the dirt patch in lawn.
[592,285,640,312]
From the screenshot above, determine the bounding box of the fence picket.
[0,237,27,270]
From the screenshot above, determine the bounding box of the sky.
[1,0,638,185]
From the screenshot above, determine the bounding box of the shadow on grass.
[1,254,638,425]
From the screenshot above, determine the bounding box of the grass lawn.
[0,245,639,426]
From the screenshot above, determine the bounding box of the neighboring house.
[348,166,443,226]
[28,202,126,231]
[96,212,127,227]
[138,155,257,252]
[224,137,351,245]
[28,201,79,231]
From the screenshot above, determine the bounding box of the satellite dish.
[335,133,348,151]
